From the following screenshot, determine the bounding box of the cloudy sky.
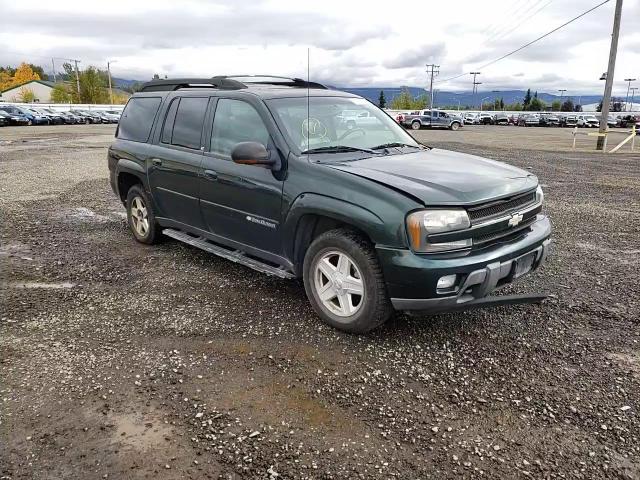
[1,0,639,95]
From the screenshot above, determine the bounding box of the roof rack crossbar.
[140,77,247,92]
[140,75,328,92]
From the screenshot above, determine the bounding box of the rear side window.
[171,97,208,150]
[117,97,161,142]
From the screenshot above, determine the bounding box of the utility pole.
[51,58,57,83]
[624,78,636,111]
[73,59,81,100]
[631,87,638,111]
[470,72,481,109]
[107,60,117,105]
[597,0,623,151]
[426,64,439,109]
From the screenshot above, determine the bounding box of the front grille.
[468,191,536,223]
[472,216,536,247]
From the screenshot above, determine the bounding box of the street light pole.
[631,87,638,111]
[624,78,636,111]
[597,0,623,151]
[107,60,118,105]
[480,96,490,112]
[558,89,566,111]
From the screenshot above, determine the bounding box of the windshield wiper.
[370,142,423,150]
[302,145,380,154]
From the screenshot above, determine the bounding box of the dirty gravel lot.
[1,124,639,479]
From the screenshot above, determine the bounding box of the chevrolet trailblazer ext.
[108,76,551,333]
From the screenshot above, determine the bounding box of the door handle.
[151,158,162,166]
[203,169,218,180]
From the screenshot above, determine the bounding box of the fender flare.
[282,193,387,263]
[114,159,147,197]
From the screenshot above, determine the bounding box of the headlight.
[536,185,544,204]
[406,209,471,253]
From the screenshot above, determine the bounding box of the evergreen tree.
[523,88,532,108]
[378,90,386,108]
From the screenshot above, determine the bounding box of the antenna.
[307,47,310,156]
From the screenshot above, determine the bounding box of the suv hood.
[327,148,537,205]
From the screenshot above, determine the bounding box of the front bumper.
[378,215,551,312]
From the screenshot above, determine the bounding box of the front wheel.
[303,229,393,333]
[450,122,460,131]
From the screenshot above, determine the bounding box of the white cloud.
[0,0,638,95]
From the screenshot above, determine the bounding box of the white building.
[0,80,55,103]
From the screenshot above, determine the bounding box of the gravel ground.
[1,124,639,479]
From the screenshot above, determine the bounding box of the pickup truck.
[402,109,463,131]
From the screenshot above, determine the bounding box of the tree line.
[379,87,607,112]
[1,62,130,104]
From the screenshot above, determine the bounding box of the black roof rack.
[140,75,328,92]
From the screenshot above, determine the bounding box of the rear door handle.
[203,169,218,180]
[151,158,162,166]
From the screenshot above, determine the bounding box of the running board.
[162,228,295,279]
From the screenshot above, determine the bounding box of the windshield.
[266,96,419,154]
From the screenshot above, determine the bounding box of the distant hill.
[339,87,602,108]
[108,77,604,107]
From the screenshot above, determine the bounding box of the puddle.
[110,411,172,451]
[7,281,76,289]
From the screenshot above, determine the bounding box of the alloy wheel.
[313,250,365,317]
[130,196,149,237]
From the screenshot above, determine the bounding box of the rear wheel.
[303,229,393,333]
[126,185,160,244]
[411,121,421,130]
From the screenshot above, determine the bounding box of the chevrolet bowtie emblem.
[508,212,524,227]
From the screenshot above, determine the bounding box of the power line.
[489,0,555,44]
[478,0,611,70]
[436,0,611,85]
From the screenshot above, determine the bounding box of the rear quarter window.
[117,97,162,143]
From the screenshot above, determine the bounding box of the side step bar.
[162,228,295,279]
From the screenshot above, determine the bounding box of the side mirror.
[231,142,274,167]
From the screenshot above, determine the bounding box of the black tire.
[126,185,160,244]
[450,121,460,131]
[303,229,393,333]
[411,121,421,130]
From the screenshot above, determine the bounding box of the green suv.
[108,76,551,333]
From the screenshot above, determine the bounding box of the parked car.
[0,109,30,126]
[518,114,540,126]
[102,110,122,123]
[576,114,599,128]
[617,115,640,129]
[108,75,551,333]
[539,114,560,127]
[559,114,578,127]
[402,109,463,130]
[29,107,65,125]
[508,114,521,125]
[463,112,479,125]
[0,110,10,127]
[70,109,102,124]
[0,105,48,125]
[478,113,493,125]
[38,108,76,124]
[494,113,509,125]
[339,110,379,130]
[606,115,618,128]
